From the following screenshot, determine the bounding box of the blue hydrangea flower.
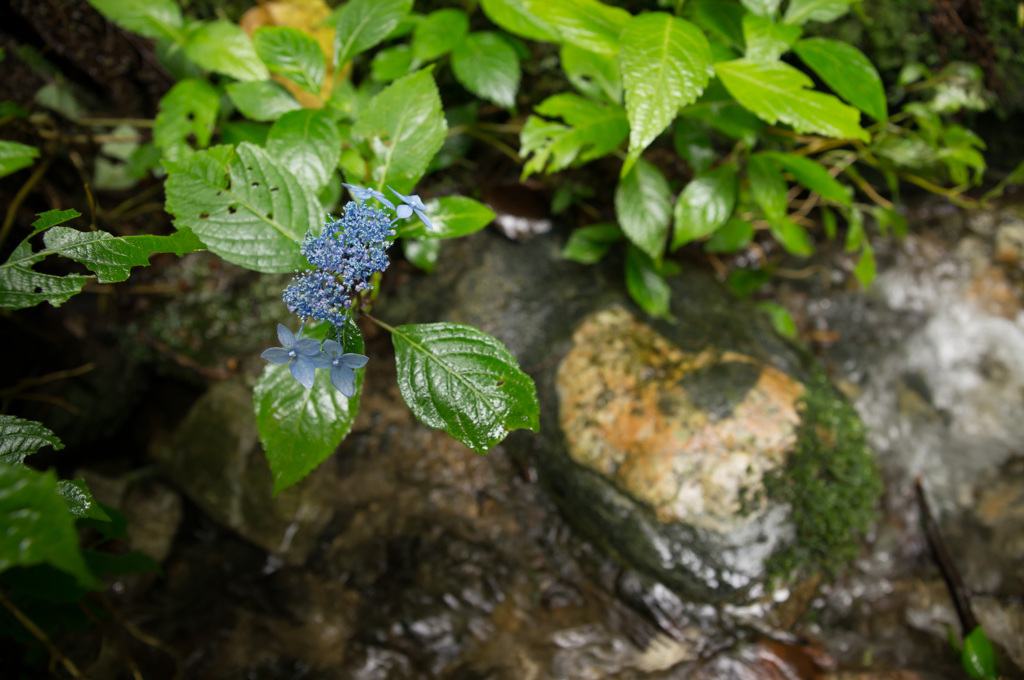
[320,339,368,397]
[261,324,324,389]
[389,186,434,231]
[343,183,396,211]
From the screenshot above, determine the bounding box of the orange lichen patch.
[557,307,804,531]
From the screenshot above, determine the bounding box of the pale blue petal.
[261,347,291,364]
[414,208,434,231]
[369,189,396,211]
[290,356,316,389]
[396,204,413,219]
[330,366,356,397]
[407,194,426,211]
[312,351,333,369]
[343,183,371,201]
[340,353,369,369]
[321,339,343,357]
[277,324,296,347]
[294,337,321,355]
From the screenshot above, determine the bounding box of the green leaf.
[728,267,770,297]
[0,415,63,466]
[821,205,837,238]
[561,44,622,104]
[265,110,341,194]
[153,78,219,162]
[479,0,559,42]
[782,0,852,25]
[757,301,797,338]
[330,0,413,70]
[56,479,110,521]
[451,32,521,109]
[673,119,715,174]
[398,196,495,240]
[0,462,100,589]
[412,9,469,62]
[743,14,801,62]
[688,0,746,49]
[761,151,851,205]
[164,143,318,273]
[625,244,671,318]
[221,121,270,147]
[672,163,738,249]
[254,26,326,96]
[183,21,269,81]
[679,79,764,144]
[620,12,712,173]
[748,152,788,219]
[371,45,414,82]
[519,93,629,178]
[390,322,539,453]
[254,321,364,494]
[0,140,39,179]
[793,38,886,121]
[769,216,814,256]
[530,0,631,55]
[616,159,671,261]
[853,241,875,288]
[715,59,869,141]
[705,217,753,252]
[225,81,302,122]
[962,626,998,680]
[741,0,783,17]
[562,222,624,264]
[85,0,183,42]
[352,69,447,192]
[402,237,439,273]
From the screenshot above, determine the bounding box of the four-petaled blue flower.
[261,324,324,389]
[320,339,368,397]
[343,183,396,211]
[389,186,434,232]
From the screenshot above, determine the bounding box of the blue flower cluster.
[262,184,434,396]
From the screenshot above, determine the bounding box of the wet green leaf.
[672,163,738,249]
[56,479,110,521]
[783,0,852,25]
[561,44,621,104]
[529,0,631,55]
[183,21,269,81]
[86,0,183,41]
[479,0,558,42]
[794,38,886,121]
[412,9,469,63]
[673,119,715,174]
[0,416,63,466]
[757,301,797,338]
[762,151,851,205]
[688,0,746,49]
[562,223,624,264]
[330,0,413,69]
[770,216,814,256]
[616,159,671,261]
[403,237,440,273]
[399,196,495,240]
[741,0,782,17]
[371,45,413,82]
[254,26,326,95]
[153,78,219,162]
[225,81,302,122]
[962,626,998,680]
[625,244,671,318]
[743,14,801,62]
[854,242,875,288]
[748,153,788,219]
[451,32,521,108]
[520,94,628,178]
[728,267,770,297]
[266,110,342,194]
[705,217,754,253]
[0,140,39,179]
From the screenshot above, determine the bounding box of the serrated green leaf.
[221,121,270,147]
[616,159,671,261]
[620,13,712,173]
[254,321,364,494]
[793,38,886,121]
[266,109,341,194]
[530,0,631,55]
[0,268,88,310]
[225,81,302,122]
[390,322,539,453]
[0,140,39,179]
[688,0,746,49]
[451,32,521,109]
[962,626,998,680]
[352,69,447,192]
[672,163,738,249]
[479,0,559,42]
[783,0,852,25]
[679,79,764,144]
[715,58,869,141]
[748,152,788,219]
[330,0,413,70]
[741,0,783,17]
[769,216,814,256]
[164,143,318,273]
[519,93,628,178]
[0,462,100,589]
[412,9,469,62]
[743,14,801,62]
[398,196,495,240]
[562,222,624,263]
[183,21,269,81]
[561,44,622,104]
[371,45,414,82]
[403,237,440,273]
[254,26,326,96]
[757,301,797,338]
[31,209,80,232]
[0,416,63,466]
[86,0,184,42]
[56,479,110,521]
[762,151,851,205]
[854,241,875,288]
[153,78,219,163]
[625,244,671,318]
[705,216,753,252]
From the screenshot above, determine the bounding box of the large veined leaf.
[266,109,342,193]
[0,415,64,466]
[398,196,496,239]
[254,26,326,96]
[793,38,887,121]
[330,0,413,69]
[715,59,869,141]
[351,69,447,192]
[529,0,631,55]
[390,322,539,453]
[680,79,765,145]
[761,151,851,205]
[480,0,558,42]
[451,32,521,109]
[0,210,203,310]
[783,0,852,25]
[0,140,39,179]
[625,244,671,318]
[561,44,622,104]
[412,9,470,63]
[747,153,788,219]
[153,78,219,162]
[740,0,782,17]
[770,216,814,256]
[254,322,364,494]
[164,143,319,273]
[86,0,184,42]
[672,163,738,249]
[615,159,671,261]
[562,223,624,264]
[520,94,628,178]
[743,14,801,62]
[0,463,100,589]
[619,12,712,174]
[225,81,303,122]
[687,0,746,50]
[183,21,269,81]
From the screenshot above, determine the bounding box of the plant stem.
[0,153,54,250]
[0,587,84,678]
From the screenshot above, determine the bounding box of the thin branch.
[0,153,55,250]
[0,588,85,679]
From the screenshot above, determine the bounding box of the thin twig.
[0,153,55,250]
[0,588,85,678]
[0,363,95,398]
[77,117,156,128]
